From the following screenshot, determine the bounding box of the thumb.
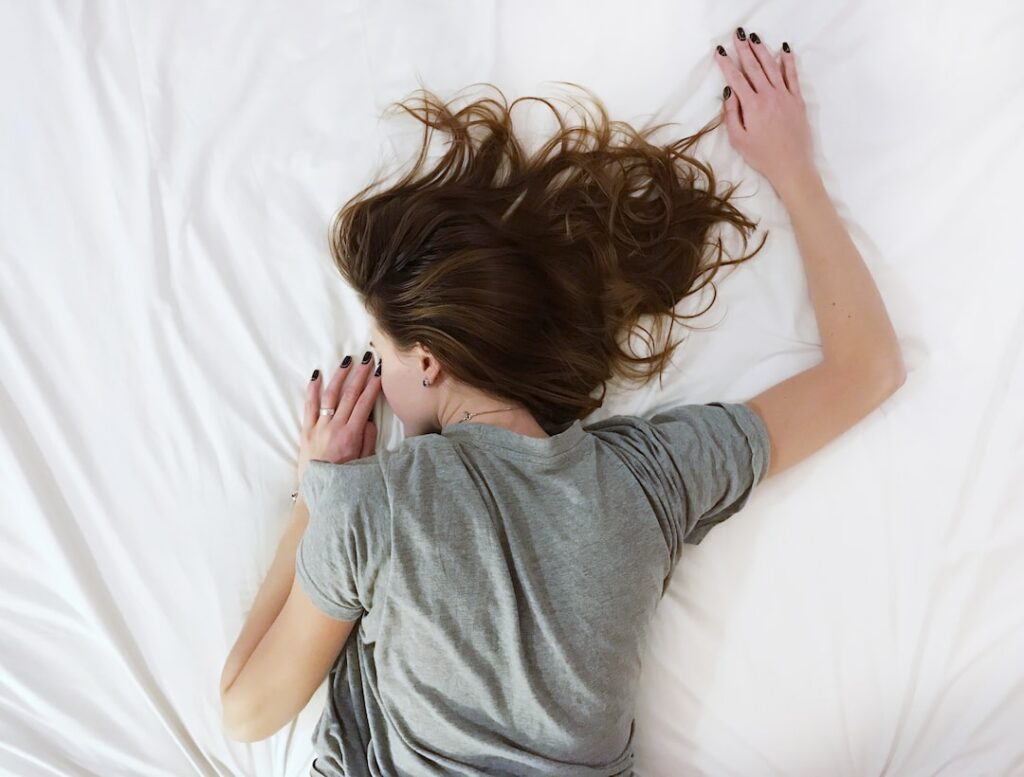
[721,85,745,138]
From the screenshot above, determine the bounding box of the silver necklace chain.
[424,379,517,424]
[458,406,518,423]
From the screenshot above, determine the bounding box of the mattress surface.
[2,2,1022,775]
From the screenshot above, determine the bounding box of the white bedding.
[2,1,1022,775]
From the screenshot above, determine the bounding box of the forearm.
[220,497,309,696]
[776,168,905,376]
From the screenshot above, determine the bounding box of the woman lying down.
[219,27,906,777]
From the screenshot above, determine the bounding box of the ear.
[414,343,438,379]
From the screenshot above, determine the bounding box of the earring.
[422,378,431,387]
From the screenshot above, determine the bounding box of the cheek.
[379,367,415,413]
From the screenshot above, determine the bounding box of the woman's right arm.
[715,30,906,479]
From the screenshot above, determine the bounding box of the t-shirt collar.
[440,418,586,457]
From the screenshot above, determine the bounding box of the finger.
[318,354,353,423]
[722,85,746,134]
[714,45,756,104]
[359,420,377,459]
[780,43,802,98]
[303,368,321,430]
[733,28,770,92]
[747,31,783,89]
[345,357,382,429]
[334,349,376,422]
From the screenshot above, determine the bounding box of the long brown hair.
[328,81,767,435]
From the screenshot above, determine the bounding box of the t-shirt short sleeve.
[589,401,771,564]
[294,457,392,621]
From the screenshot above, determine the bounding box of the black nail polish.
[723,85,731,100]
[362,350,372,364]
[311,369,319,381]
[782,41,791,53]
[374,361,382,377]
[341,355,352,368]
[716,45,726,56]
[736,26,746,41]
[750,32,761,44]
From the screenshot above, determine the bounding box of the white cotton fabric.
[1,1,1022,776]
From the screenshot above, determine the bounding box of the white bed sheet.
[2,1,1022,775]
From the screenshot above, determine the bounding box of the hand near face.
[297,351,382,483]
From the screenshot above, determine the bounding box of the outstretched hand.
[297,351,382,485]
[714,28,817,195]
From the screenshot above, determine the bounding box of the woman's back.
[296,401,770,776]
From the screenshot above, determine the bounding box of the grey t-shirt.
[295,401,771,776]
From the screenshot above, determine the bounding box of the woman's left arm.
[219,497,309,699]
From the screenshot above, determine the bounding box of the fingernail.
[782,41,791,53]
[341,355,352,368]
[716,45,726,56]
[723,85,731,100]
[736,26,746,41]
[362,350,372,364]
[749,32,761,44]
[311,369,319,381]
[374,360,382,377]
